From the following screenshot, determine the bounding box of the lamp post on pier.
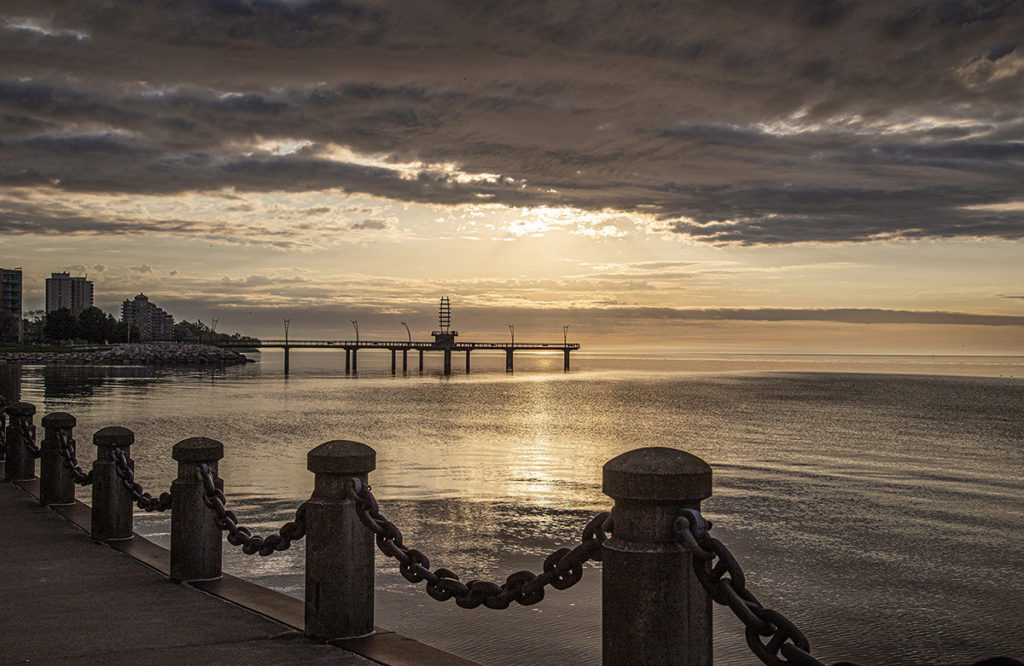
[401,321,411,343]
[563,324,569,345]
[351,320,359,343]
[283,318,291,374]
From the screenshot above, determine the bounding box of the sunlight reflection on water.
[8,352,1024,665]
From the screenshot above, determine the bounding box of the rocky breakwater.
[0,343,253,366]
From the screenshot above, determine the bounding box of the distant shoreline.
[0,342,252,366]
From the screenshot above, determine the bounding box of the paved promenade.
[0,479,474,665]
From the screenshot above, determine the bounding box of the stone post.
[91,426,136,541]
[305,440,376,640]
[602,447,713,666]
[4,402,36,481]
[170,437,224,581]
[40,412,77,506]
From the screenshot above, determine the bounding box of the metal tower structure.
[438,296,451,333]
[431,296,458,347]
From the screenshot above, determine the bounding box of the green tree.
[76,306,114,343]
[43,308,77,343]
[21,310,45,342]
[0,310,19,342]
[112,320,140,343]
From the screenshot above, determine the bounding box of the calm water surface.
[4,351,1023,665]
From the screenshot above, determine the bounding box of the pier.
[216,297,580,375]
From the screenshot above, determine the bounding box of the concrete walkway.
[0,479,475,665]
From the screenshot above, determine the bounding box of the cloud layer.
[1,1,1023,245]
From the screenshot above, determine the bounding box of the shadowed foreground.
[0,480,369,664]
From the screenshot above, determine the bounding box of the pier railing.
[1,397,1019,666]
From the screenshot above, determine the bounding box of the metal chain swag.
[347,477,612,609]
[110,448,172,512]
[20,416,40,458]
[196,463,307,556]
[55,429,93,486]
[675,510,855,666]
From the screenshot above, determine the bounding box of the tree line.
[0,308,259,346]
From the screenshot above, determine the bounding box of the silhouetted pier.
[218,338,580,375]
[217,297,580,375]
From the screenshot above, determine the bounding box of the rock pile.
[0,343,253,366]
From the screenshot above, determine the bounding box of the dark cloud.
[1,1,1023,244]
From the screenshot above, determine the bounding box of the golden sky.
[1,2,1022,353]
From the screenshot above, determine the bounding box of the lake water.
[4,351,1023,665]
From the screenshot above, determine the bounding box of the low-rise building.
[45,272,94,314]
[121,293,174,341]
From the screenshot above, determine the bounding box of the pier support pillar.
[391,349,397,375]
[345,349,351,374]
[402,349,408,372]
[602,448,712,666]
[4,402,36,482]
[465,350,471,374]
[564,349,571,372]
[305,440,376,640]
[171,437,224,581]
[351,349,358,374]
[443,349,452,376]
[505,349,514,372]
[91,427,135,541]
[40,412,76,506]
[418,350,424,372]
[284,346,290,374]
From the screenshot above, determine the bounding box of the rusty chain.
[55,429,93,485]
[348,477,611,609]
[676,510,849,666]
[19,417,40,458]
[110,448,172,512]
[197,463,307,556]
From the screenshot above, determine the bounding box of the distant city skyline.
[2,3,1023,353]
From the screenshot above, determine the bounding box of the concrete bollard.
[170,437,224,582]
[4,402,36,481]
[602,447,713,666]
[40,412,77,506]
[305,440,376,640]
[91,426,136,541]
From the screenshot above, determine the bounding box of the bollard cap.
[308,440,376,475]
[603,447,712,502]
[6,401,35,417]
[42,412,76,429]
[172,437,224,462]
[94,426,134,448]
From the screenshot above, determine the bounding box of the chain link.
[196,463,307,556]
[55,429,93,485]
[348,477,611,609]
[20,417,40,458]
[676,513,840,666]
[110,448,172,512]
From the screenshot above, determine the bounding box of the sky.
[1,0,1023,353]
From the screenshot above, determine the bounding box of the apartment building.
[1,267,23,341]
[121,293,174,341]
[45,272,94,314]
